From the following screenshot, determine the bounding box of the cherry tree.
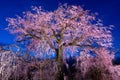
[7,4,112,79]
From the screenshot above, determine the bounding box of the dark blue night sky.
[0,0,120,49]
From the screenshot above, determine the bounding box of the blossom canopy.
[7,4,112,57]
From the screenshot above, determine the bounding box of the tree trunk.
[55,47,64,80]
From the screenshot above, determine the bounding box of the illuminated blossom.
[7,4,113,80]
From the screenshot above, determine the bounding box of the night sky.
[0,0,120,49]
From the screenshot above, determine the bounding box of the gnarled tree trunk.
[55,47,64,80]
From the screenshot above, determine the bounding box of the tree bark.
[55,47,64,80]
